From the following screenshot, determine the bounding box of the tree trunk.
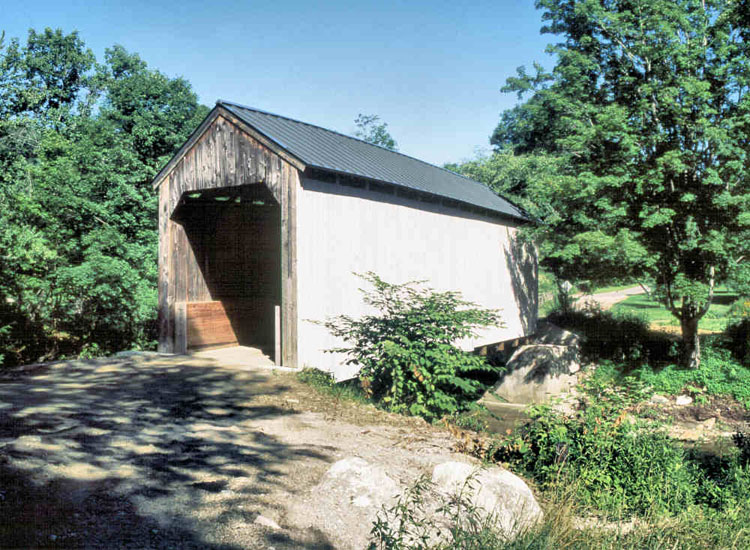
[680,315,701,369]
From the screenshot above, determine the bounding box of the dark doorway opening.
[174,184,281,357]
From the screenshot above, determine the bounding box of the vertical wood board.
[157,114,299,363]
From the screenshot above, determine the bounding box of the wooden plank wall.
[181,202,281,350]
[157,113,298,366]
[185,301,238,348]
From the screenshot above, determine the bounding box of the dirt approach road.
[574,285,646,311]
[0,353,459,549]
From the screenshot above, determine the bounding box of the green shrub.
[320,272,501,421]
[633,344,750,406]
[491,371,750,519]
[727,297,750,319]
[726,317,750,366]
[296,367,367,402]
[496,401,699,516]
[369,473,515,550]
[369,470,750,549]
[691,447,750,510]
[297,366,337,388]
[547,305,672,366]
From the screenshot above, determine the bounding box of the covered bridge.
[153,100,537,379]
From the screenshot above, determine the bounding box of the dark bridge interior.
[174,184,281,356]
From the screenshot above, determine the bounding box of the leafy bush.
[320,272,501,421]
[495,393,699,517]
[296,367,367,402]
[547,305,672,366]
[491,371,750,519]
[369,473,514,550]
[726,317,750,366]
[51,250,157,356]
[633,343,750,406]
[369,468,750,549]
[297,366,337,388]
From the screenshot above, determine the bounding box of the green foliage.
[369,466,750,549]
[633,343,750,406]
[733,432,750,466]
[445,148,561,224]
[536,269,559,317]
[613,287,741,333]
[548,304,668,366]
[0,28,207,366]
[320,272,501,421]
[0,28,96,119]
[493,0,750,367]
[296,367,367,403]
[369,473,513,550]
[512,504,750,550]
[726,317,750,366]
[496,396,699,517]
[297,366,337,388]
[490,367,750,521]
[354,113,398,151]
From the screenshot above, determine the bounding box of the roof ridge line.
[216,99,503,196]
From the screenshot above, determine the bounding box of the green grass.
[629,343,750,406]
[612,287,740,332]
[538,272,639,318]
[503,504,750,550]
[370,472,750,550]
[296,367,369,402]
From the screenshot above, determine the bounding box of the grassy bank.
[612,287,742,333]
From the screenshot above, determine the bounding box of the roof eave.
[303,164,530,223]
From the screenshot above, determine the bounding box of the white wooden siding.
[295,177,538,380]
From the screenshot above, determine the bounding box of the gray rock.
[675,395,694,406]
[254,514,281,530]
[286,457,403,549]
[533,322,581,347]
[700,417,716,430]
[486,344,581,404]
[650,394,669,405]
[431,461,543,539]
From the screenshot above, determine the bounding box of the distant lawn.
[539,274,641,317]
[612,287,740,332]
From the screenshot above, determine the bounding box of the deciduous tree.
[354,113,398,151]
[0,30,207,366]
[494,0,750,368]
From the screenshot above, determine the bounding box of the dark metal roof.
[218,100,528,221]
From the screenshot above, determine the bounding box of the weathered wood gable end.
[154,106,301,365]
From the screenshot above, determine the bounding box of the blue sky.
[4,0,553,165]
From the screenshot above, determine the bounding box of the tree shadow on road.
[0,354,335,549]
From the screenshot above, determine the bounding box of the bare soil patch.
[634,395,750,446]
[574,286,646,311]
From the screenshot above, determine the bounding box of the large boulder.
[533,322,581,347]
[286,457,542,548]
[285,457,403,549]
[431,461,543,539]
[486,344,581,404]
